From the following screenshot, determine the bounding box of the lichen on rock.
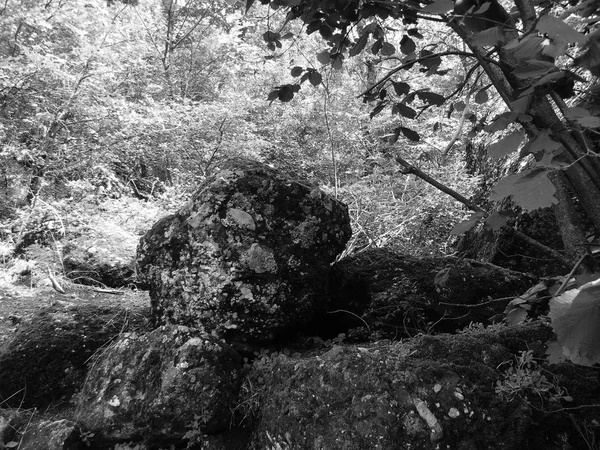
[136,158,351,344]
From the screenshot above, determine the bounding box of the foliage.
[495,350,572,405]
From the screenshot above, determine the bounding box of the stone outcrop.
[326,248,537,340]
[74,325,243,446]
[136,158,351,345]
[0,303,149,408]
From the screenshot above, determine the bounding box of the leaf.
[483,211,511,232]
[391,81,410,96]
[350,32,369,57]
[470,27,505,47]
[381,42,396,56]
[504,34,546,60]
[474,90,488,104]
[513,60,557,79]
[407,29,423,39]
[290,66,303,77]
[453,101,466,112]
[434,267,451,290]
[488,131,525,159]
[308,71,322,86]
[564,107,600,128]
[267,90,279,103]
[522,130,562,156]
[400,36,416,55]
[422,0,453,14]
[400,127,420,141]
[370,102,387,119]
[536,14,588,46]
[245,0,256,13]
[332,54,344,70]
[450,211,485,234]
[490,168,558,212]
[316,50,331,65]
[548,277,600,366]
[371,38,384,55]
[417,91,445,106]
[505,307,528,325]
[392,103,417,119]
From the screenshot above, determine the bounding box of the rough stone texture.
[74,324,243,446]
[18,419,83,450]
[327,248,537,340]
[136,158,351,344]
[0,303,149,408]
[248,322,599,450]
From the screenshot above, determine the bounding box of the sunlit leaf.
[564,107,600,128]
[488,131,525,159]
[548,277,600,366]
[536,14,588,46]
[470,27,505,47]
[422,0,453,14]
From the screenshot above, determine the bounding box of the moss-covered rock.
[136,158,351,345]
[0,303,149,408]
[74,325,243,446]
[248,322,597,450]
[327,248,536,339]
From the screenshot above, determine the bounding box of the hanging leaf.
[484,112,518,132]
[564,107,600,128]
[536,14,588,46]
[422,0,453,14]
[434,266,452,291]
[392,103,417,119]
[453,101,466,112]
[548,277,600,366]
[370,101,387,119]
[267,89,279,103]
[450,211,485,235]
[504,35,546,60]
[488,131,525,159]
[407,28,423,39]
[470,27,505,47]
[513,60,557,79]
[474,90,488,104]
[574,31,600,77]
[522,130,562,156]
[417,91,445,106]
[316,50,331,65]
[245,0,256,12]
[290,66,304,77]
[381,42,396,56]
[400,127,420,141]
[400,35,416,54]
[277,84,300,102]
[490,168,558,212]
[308,71,322,86]
[371,38,384,55]
[483,211,511,232]
[349,32,369,57]
[392,81,410,96]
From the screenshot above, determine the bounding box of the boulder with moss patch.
[74,324,243,447]
[136,158,351,345]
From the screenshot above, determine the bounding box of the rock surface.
[248,322,598,450]
[327,248,537,340]
[0,303,149,408]
[74,324,243,446]
[136,158,351,344]
[18,419,82,450]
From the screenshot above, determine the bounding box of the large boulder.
[136,158,351,344]
[0,303,149,408]
[74,325,243,447]
[326,248,537,340]
[248,322,598,449]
